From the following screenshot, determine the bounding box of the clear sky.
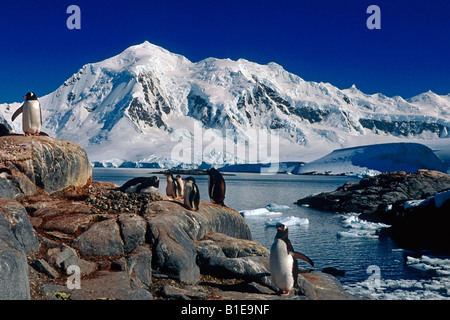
[0,0,449,103]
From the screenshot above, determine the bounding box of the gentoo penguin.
[183,176,200,211]
[206,168,226,206]
[116,176,159,194]
[269,224,314,296]
[175,175,184,198]
[164,173,180,198]
[11,92,42,136]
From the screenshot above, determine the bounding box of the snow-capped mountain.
[1,41,449,169]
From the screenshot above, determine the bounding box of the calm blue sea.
[93,168,450,300]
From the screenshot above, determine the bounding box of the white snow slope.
[1,41,449,170]
[294,142,448,176]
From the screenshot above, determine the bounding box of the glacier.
[1,41,449,171]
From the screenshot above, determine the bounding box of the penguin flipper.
[292,251,314,267]
[11,106,23,122]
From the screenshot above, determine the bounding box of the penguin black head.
[24,92,38,100]
[207,168,219,176]
[275,224,289,239]
[150,176,159,186]
[183,176,196,183]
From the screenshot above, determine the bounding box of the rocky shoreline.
[0,136,358,300]
[296,169,450,253]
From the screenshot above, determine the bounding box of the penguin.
[175,175,184,198]
[183,176,200,211]
[116,176,159,194]
[11,92,42,136]
[164,173,180,198]
[206,168,226,206]
[269,224,314,296]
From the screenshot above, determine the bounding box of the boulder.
[297,272,357,300]
[146,201,251,283]
[118,214,147,253]
[199,232,269,258]
[0,210,31,299]
[0,198,39,253]
[72,218,125,257]
[0,135,92,196]
[197,233,273,288]
[126,246,152,287]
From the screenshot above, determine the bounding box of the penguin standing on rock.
[183,176,200,211]
[206,168,226,206]
[164,173,180,199]
[269,224,314,296]
[11,92,42,136]
[116,176,159,194]
[175,175,184,198]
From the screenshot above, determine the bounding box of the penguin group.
[116,167,227,212]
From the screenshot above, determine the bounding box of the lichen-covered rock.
[0,135,92,196]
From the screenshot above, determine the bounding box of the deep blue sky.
[0,0,449,103]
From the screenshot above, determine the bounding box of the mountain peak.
[97,41,192,73]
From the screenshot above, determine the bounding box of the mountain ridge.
[1,41,449,169]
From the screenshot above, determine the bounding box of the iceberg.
[239,208,282,217]
[266,203,290,210]
[265,216,309,227]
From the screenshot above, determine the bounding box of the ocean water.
[93,168,450,300]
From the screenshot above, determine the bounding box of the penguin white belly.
[22,101,41,134]
[124,185,138,193]
[270,239,294,292]
[140,186,158,194]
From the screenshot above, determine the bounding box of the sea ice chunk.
[239,208,282,216]
[265,216,309,227]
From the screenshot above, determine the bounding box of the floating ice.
[265,216,309,227]
[266,203,290,210]
[239,208,282,217]
[344,277,450,300]
[336,230,379,239]
[338,214,390,239]
[406,255,450,274]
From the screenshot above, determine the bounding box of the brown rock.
[0,135,92,195]
[72,218,124,257]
